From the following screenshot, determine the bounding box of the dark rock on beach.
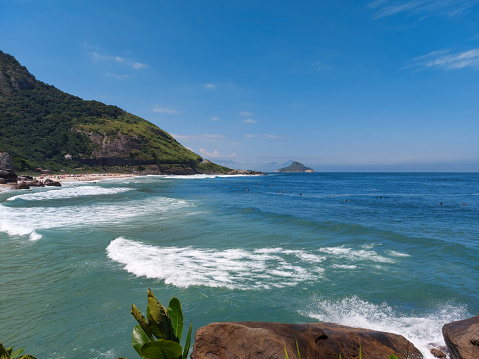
[25,180,44,187]
[227,169,264,175]
[443,315,479,359]
[11,182,30,189]
[44,179,61,186]
[191,322,422,359]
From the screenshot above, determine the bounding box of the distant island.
[275,161,315,173]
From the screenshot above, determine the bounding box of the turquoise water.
[0,173,478,358]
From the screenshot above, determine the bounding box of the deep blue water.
[0,173,477,358]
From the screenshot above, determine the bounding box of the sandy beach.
[0,173,137,191]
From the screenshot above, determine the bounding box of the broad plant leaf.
[388,356,399,359]
[140,340,182,359]
[182,321,192,359]
[132,325,152,357]
[147,289,174,341]
[167,298,183,342]
[11,347,24,359]
[17,356,37,359]
[0,344,9,359]
[131,304,153,340]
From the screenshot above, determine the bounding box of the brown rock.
[0,152,17,182]
[45,181,61,186]
[443,315,479,359]
[25,180,44,187]
[191,322,422,359]
[11,182,30,189]
[430,348,447,358]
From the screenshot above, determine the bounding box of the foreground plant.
[0,342,37,359]
[130,289,192,359]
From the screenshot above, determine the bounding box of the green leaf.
[147,289,174,341]
[388,355,399,359]
[167,298,183,342]
[0,344,9,359]
[284,347,290,359]
[133,325,152,357]
[17,356,37,359]
[359,345,362,359]
[295,337,301,359]
[132,304,153,340]
[140,340,183,359]
[11,347,24,359]
[182,321,192,359]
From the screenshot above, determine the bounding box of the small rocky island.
[276,161,315,173]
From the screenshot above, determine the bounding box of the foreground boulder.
[0,152,18,182]
[443,315,479,359]
[191,322,422,359]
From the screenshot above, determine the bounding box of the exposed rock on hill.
[0,151,17,182]
[276,161,315,173]
[191,322,422,359]
[0,50,230,174]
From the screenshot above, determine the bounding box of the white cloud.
[369,0,478,19]
[245,134,257,138]
[410,48,479,70]
[91,52,148,70]
[266,134,287,139]
[243,119,257,124]
[153,107,180,114]
[205,84,216,89]
[211,117,220,121]
[106,73,130,79]
[240,111,252,116]
[315,61,333,71]
[199,148,236,158]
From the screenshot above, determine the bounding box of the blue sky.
[1,0,479,171]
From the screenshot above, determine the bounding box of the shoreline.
[0,173,137,191]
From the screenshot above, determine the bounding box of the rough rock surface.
[0,152,18,182]
[443,315,479,359]
[227,169,264,175]
[191,322,422,359]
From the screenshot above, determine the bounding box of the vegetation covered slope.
[0,50,229,173]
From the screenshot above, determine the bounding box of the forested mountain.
[0,50,229,174]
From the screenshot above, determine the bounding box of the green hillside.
[0,50,229,174]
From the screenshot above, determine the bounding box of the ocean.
[0,173,478,359]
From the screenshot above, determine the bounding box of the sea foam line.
[106,238,407,290]
[0,196,190,241]
[7,186,131,202]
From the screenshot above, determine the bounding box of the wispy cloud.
[199,148,236,158]
[153,107,180,114]
[369,0,478,19]
[172,134,226,142]
[409,48,479,69]
[211,116,220,121]
[315,61,333,71]
[91,52,148,70]
[240,111,252,116]
[204,84,216,89]
[106,73,129,80]
[245,134,288,140]
[243,119,257,124]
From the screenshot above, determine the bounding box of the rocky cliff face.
[0,152,18,182]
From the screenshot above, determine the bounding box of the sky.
[1,0,479,171]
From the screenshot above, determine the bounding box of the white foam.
[0,196,190,241]
[7,186,131,201]
[389,250,411,257]
[106,238,325,290]
[319,246,395,263]
[303,296,469,359]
